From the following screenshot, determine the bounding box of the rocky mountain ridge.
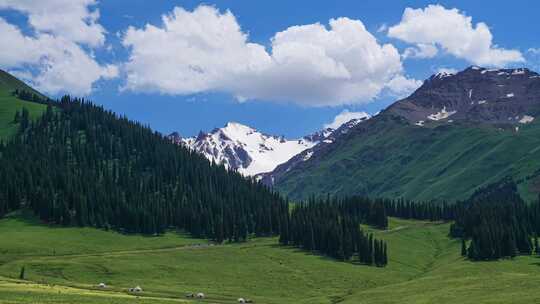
[168,117,369,176]
[262,66,540,201]
[387,66,540,126]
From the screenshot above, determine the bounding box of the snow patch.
[303,151,313,161]
[478,100,487,104]
[519,115,534,124]
[506,93,514,98]
[512,69,526,75]
[415,120,425,126]
[427,107,457,121]
[435,71,454,79]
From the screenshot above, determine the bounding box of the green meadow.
[0,71,46,140]
[1,212,539,304]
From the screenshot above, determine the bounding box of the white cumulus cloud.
[528,48,540,55]
[0,0,117,95]
[385,75,422,98]
[324,110,370,129]
[388,4,524,67]
[122,5,410,106]
[402,43,438,59]
[0,0,106,47]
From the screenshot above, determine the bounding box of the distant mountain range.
[262,66,540,202]
[168,113,370,176]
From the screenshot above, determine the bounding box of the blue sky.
[1,1,539,138]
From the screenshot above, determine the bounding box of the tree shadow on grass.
[530,255,540,267]
[2,208,203,242]
[267,243,378,267]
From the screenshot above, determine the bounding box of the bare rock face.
[387,66,540,126]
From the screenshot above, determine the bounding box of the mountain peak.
[224,121,251,130]
[388,66,540,126]
[169,116,371,176]
[170,122,320,176]
[426,66,537,84]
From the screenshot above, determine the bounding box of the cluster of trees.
[12,89,50,104]
[0,96,288,242]
[13,108,30,131]
[337,196,389,229]
[451,179,540,260]
[383,198,456,222]
[280,197,388,267]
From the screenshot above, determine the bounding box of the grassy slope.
[0,70,47,140]
[276,119,540,202]
[1,212,539,304]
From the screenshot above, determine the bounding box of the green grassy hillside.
[1,211,539,304]
[275,118,540,202]
[0,70,46,139]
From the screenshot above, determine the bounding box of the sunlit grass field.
[1,212,539,304]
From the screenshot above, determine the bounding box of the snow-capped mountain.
[169,122,323,176]
[168,115,370,176]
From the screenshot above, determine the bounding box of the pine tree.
[19,266,25,280]
[367,234,374,265]
[383,242,388,266]
[467,239,477,260]
[508,231,517,258]
[461,238,467,257]
[534,235,539,255]
[13,110,20,123]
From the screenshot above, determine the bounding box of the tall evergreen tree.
[19,266,25,280]
[534,235,539,255]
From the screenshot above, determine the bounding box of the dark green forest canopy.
[281,196,389,267]
[0,95,288,241]
[451,179,540,260]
